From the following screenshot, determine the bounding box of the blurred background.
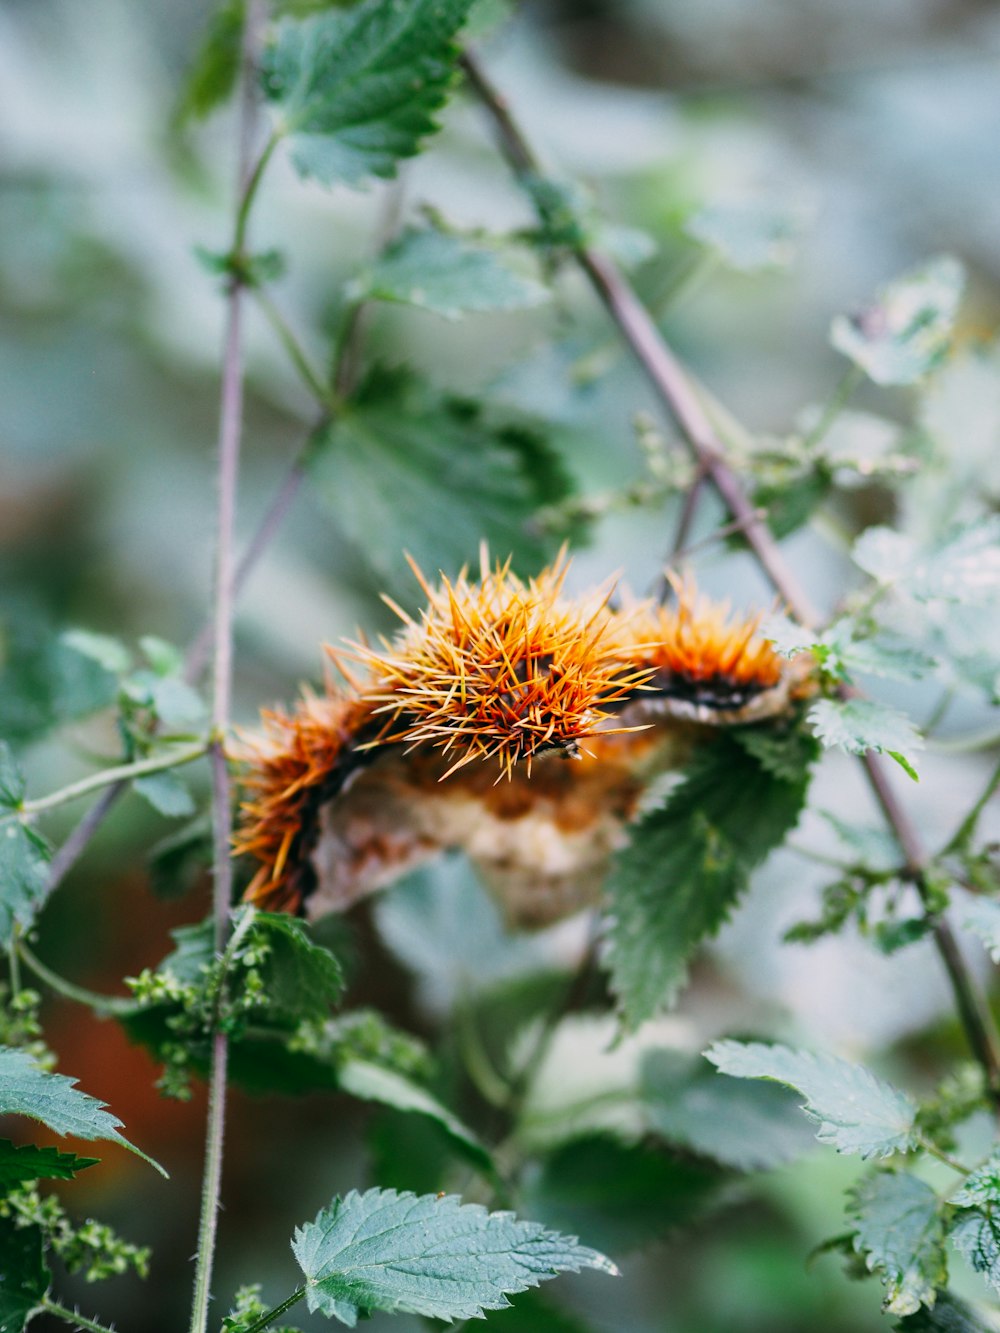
[3,0,1000,1328]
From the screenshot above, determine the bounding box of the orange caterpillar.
[234,552,806,928]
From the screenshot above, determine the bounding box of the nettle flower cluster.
[235,551,806,928]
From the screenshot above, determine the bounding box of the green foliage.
[175,0,246,125]
[222,1283,303,1333]
[0,1046,165,1175]
[961,897,1000,964]
[831,256,964,385]
[686,198,805,271]
[0,1141,98,1191]
[262,0,474,186]
[640,1048,818,1170]
[309,366,579,584]
[808,697,923,781]
[0,1185,150,1283]
[894,1290,1000,1332]
[705,1041,918,1158]
[353,226,549,319]
[0,1219,48,1333]
[0,746,51,946]
[950,1155,1000,1297]
[848,1171,947,1315]
[853,518,1000,608]
[606,729,815,1027]
[0,613,117,747]
[291,1187,617,1323]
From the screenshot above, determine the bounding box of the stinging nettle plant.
[2,2,1000,1332]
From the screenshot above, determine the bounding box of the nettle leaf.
[640,1048,817,1171]
[520,1134,725,1255]
[962,896,1000,964]
[831,256,964,385]
[0,1139,99,1190]
[950,1154,1000,1296]
[894,1289,1000,1332]
[337,1058,492,1174]
[606,731,814,1027]
[175,0,245,125]
[310,367,577,584]
[263,0,474,187]
[354,227,549,320]
[251,912,346,1026]
[0,1046,165,1176]
[0,819,51,948]
[849,1171,947,1315]
[685,198,806,272]
[808,697,923,781]
[854,520,1000,606]
[831,637,938,685]
[0,1219,49,1333]
[133,770,196,819]
[292,1188,617,1324]
[705,1040,918,1158]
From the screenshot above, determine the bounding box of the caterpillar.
[234,551,811,928]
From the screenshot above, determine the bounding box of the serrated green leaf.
[355,227,548,320]
[894,1289,1000,1332]
[0,820,51,947]
[808,697,923,779]
[759,613,819,660]
[606,732,813,1027]
[263,0,474,187]
[0,1047,165,1176]
[951,1206,1000,1297]
[0,1139,99,1190]
[0,1220,49,1333]
[337,1058,492,1173]
[251,912,345,1025]
[175,0,245,125]
[732,723,821,784]
[831,256,964,385]
[853,520,1000,604]
[962,896,1000,964]
[0,610,118,744]
[640,1048,817,1171]
[309,366,577,584]
[704,1040,918,1158]
[849,1171,947,1315]
[686,198,806,271]
[832,637,939,684]
[520,1134,724,1255]
[292,1188,617,1323]
[133,771,196,819]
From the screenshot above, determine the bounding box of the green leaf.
[831,636,939,685]
[291,1188,617,1323]
[0,1139,99,1191]
[251,912,345,1025]
[853,520,1000,605]
[355,227,549,320]
[520,1134,724,1255]
[0,610,118,745]
[0,1046,166,1177]
[962,896,1000,964]
[124,670,204,728]
[133,771,196,819]
[686,198,806,271]
[606,732,814,1026]
[704,1040,918,1158]
[60,629,131,675]
[894,1289,1000,1332]
[950,1153,1000,1295]
[831,256,964,385]
[175,0,245,125]
[808,697,923,780]
[849,1171,947,1315]
[263,0,474,187]
[640,1048,817,1171]
[309,366,577,584]
[0,745,25,811]
[0,820,51,948]
[337,1058,492,1173]
[0,1220,49,1333]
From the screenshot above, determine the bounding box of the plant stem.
[943,754,1000,855]
[18,943,134,1016]
[41,1298,118,1333]
[917,1136,971,1176]
[463,44,1000,1104]
[799,365,864,452]
[190,8,262,1333]
[4,743,208,824]
[253,287,340,411]
[239,1287,307,1333]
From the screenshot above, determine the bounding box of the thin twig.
[463,45,1000,1102]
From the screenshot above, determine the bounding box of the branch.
[462,46,1000,1101]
